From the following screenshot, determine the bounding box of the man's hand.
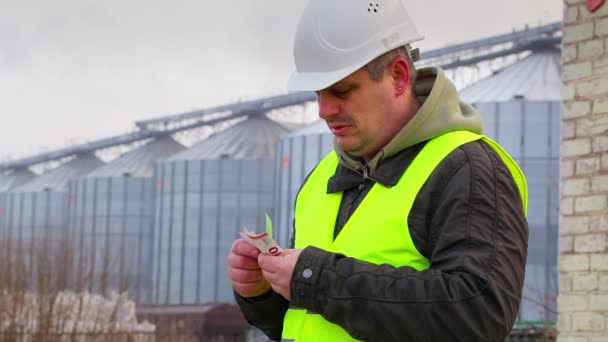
[227,239,271,298]
[258,249,303,301]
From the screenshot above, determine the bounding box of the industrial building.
[0,169,35,193]
[0,169,35,238]
[67,137,184,300]
[0,155,104,251]
[152,115,291,305]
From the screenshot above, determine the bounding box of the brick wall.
[559,0,608,340]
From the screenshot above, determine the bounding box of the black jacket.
[236,138,528,341]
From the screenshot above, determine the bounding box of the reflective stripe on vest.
[283,131,528,341]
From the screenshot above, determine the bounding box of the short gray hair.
[365,46,417,85]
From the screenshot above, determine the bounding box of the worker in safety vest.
[227,0,528,340]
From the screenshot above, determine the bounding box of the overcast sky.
[0,0,563,161]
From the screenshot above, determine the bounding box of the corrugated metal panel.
[151,115,288,305]
[85,137,184,178]
[460,49,561,103]
[0,169,36,236]
[0,170,36,192]
[153,159,275,305]
[12,154,104,192]
[65,138,183,303]
[0,155,103,261]
[168,115,290,160]
[68,174,156,302]
[0,190,70,263]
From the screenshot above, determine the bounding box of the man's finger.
[228,267,264,283]
[261,269,278,283]
[232,239,261,258]
[227,253,261,270]
[261,269,290,300]
[280,249,301,256]
[257,254,282,273]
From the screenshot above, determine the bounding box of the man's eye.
[331,88,350,97]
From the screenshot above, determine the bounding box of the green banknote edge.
[265,213,273,237]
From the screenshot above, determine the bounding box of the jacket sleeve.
[234,290,288,340]
[289,141,529,341]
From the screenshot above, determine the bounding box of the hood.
[336,67,483,176]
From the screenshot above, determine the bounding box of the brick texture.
[573,272,599,291]
[572,313,605,331]
[564,62,593,80]
[563,22,594,43]
[560,0,608,340]
[563,139,592,157]
[600,274,608,291]
[574,234,607,253]
[576,157,602,175]
[576,77,608,97]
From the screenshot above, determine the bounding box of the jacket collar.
[327,142,426,193]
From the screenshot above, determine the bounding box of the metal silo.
[0,169,35,192]
[274,120,333,248]
[1,154,104,270]
[153,115,290,305]
[67,137,184,303]
[0,169,36,232]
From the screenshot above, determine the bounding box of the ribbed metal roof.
[12,154,104,192]
[286,119,329,138]
[84,137,184,178]
[168,115,291,160]
[0,170,36,192]
[460,48,561,103]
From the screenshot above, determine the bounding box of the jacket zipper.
[349,164,369,206]
[340,164,370,229]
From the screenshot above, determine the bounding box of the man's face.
[316,67,410,160]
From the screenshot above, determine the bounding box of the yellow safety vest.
[282,131,527,341]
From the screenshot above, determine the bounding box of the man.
[227,0,528,340]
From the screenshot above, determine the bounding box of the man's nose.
[317,92,339,119]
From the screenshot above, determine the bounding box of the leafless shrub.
[0,224,155,341]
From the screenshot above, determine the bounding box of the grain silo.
[67,137,184,302]
[152,115,290,305]
[0,170,35,192]
[0,169,36,233]
[1,154,104,267]
[274,47,561,322]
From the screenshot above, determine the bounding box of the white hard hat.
[287,0,424,92]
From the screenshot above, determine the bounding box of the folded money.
[240,227,282,256]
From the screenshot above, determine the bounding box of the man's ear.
[389,57,411,96]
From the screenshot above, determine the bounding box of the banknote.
[240,227,282,256]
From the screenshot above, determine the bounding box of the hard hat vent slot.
[367,3,380,13]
